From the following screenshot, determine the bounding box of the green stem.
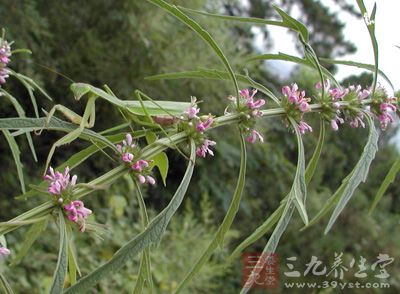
[0,99,375,235]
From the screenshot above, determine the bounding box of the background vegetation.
[0,0,398,292]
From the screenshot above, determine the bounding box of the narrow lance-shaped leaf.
[64,140,196,293]
[70,83,190,116]
[0,274,14,294]
[2,130,25,193]
[241,123,306,293]
[303,114,378,231]
[228,120,324,261]
[319,58,394,91]
[146,69,280,104]
[145,0,240,100]
[305,118,325,185]
[132,180,153,293]
[356,0,379,93]
[369,157,400,214]
[0,117,117,152]
[246,53,339,88]
[11,217,49,265]
[174,131,247,293]
[272,5,309,42]
[178,5,288,28]
[325,114,378,233]
[49,210,68,294]
[1,89,38,162]
[288,119,308,225]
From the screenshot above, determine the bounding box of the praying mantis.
[42,82,191,174]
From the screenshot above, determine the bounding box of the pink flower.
[330,116,344,131]
[240,89,257,100]
[146,176,156,185]
[282,84,309,112]
[348,85,370,100]
[196,116,214,133]
[0,247,10,257]
[378,100,397,130]
[64,200,92,232]
[122,152,134,163]
[44,166,77,196]
[246,130,264,144]
[380,102,397,112]
[298,121,313,134]
[379,112,395,130]
[196,139,216,158]
[131,159,149,172]
[315,80,331,91]
[137,174,146,184]
[0,39,11,84]
[329,87,348,101]
[122,133,135,148]
[349,112,366,128]
[298,100,310,112]
[358,89,370,100]
[185,106,200,119]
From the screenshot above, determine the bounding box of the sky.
[252,0,400,147]
[257,0,400,93]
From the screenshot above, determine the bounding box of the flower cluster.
[369,87,398,130]
[225,89,266,143]
[64,200,92,232]
[180,97,217,158]
[378,100,397,130]
[45,167,92,232]
[116,133,156,184]
[0,246,10,258]
[281,84,312,134]
[315,80,373,131]
[196,139,216,157]
[0,38,11,85]
[44,166,77,196]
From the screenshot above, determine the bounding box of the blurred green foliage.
[0,0,399,293]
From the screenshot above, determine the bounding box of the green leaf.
[246,53,339,87]
[178,6,288,28]
[272,5,309,42]
[71,83,190,116]
[49,210,68,294]
[64,140,196,293]
[67,235,81,286]
[228,204,284,262]
[369,156,400,214]
[1,89,38,162]
[356,0,379,93]
[145,132,157,144]
[303,115,379,231]
[150,152,169,186]
[325,114,378,233]
[146,69,280,104]
[305,119,325,185]
[0,235,6,248]
[0,117,117,152]
[319,58,393,90]
[2,130,25,193]
[288,119,308,225]
[145,0,239,99]
[11,217,48,265]
[0,274,14,294]
[132,180,153,293]
[240,122,307,292]
[174,131,247,293]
